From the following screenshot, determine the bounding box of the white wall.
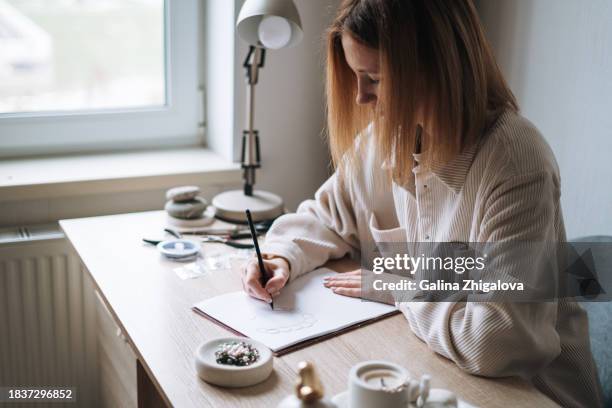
[232,0,338,211]
[204,0,236,160]
[477,0,612,238]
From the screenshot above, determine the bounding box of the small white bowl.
[195,337,273,388]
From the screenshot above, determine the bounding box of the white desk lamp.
[212,0,303,223]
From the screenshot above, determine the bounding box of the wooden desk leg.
[137,359,168,408]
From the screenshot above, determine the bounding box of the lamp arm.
[241,46,266,197]
[243,45,266,83]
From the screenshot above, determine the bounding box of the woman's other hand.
[324,269,396,305]
[323,269,362,298]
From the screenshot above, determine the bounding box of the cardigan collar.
[380,111,508,196]
[398,142,479,196]
[429,142,479,194]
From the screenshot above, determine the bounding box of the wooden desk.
[60,211,558,408]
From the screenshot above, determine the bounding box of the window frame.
[0,0,202,158]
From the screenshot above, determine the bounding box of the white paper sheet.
[193,268,397,352]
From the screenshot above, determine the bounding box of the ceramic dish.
[195,337,273,388]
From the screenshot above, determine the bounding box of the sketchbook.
[193,268,398,354]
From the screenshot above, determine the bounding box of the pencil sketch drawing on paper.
[250,308,317,334]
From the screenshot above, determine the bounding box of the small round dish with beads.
[195,337,273,387]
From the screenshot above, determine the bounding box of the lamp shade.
[236,0,303,49]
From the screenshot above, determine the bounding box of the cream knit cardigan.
[261,111,603,408]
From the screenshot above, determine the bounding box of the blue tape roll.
[157,239,200,259]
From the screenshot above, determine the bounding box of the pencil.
[245,209,273,310]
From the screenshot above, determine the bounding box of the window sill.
[0,148,241,202]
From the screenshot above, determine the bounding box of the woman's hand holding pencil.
[242,256,290,304]
[242,209,289,307]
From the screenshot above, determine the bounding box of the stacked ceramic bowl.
[165,186,214,228]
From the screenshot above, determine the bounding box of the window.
[0,0,201,157]
[1,0,166,113]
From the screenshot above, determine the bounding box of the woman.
[242,1,603,407]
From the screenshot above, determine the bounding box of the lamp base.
[212,189,284,223]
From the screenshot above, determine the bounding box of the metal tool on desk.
[200,235,254,249]
[168,227,255,249]
[175,223,270,237]
[141,228,183,246]
[143,228,254,250]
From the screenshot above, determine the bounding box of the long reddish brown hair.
[326,0,518,184]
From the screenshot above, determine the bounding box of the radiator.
[0,226,98,408]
